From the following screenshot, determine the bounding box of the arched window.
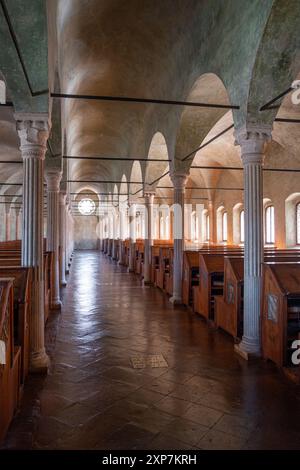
[206,214,210,241]
[240,210,245,243]
[191,211,196,241]
[296,203,300,245]
[265,205,275,244]
[160,215,164,239]
[165,215,170,240]
[222,212,228,242]
[78,198,95,215]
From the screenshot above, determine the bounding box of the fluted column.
[59,191,67,286]
[234,124,272,357]
[143,191,155,284]
[112,209,117,260]
[208,200,214,243]
[16,117,50,373]
[128,203,136,272]
[15,207,21,240]
[5,206,11,241]
[46,169,62,309]
[118,204,125,264]
[170,172,189,303]
[65,199,70,273]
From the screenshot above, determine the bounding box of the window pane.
[206,215,210,240]
[222,212,228,241]
[265,205,275,244]
[240,210,245,243]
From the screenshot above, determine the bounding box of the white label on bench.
[0,340,6,365]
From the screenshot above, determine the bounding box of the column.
[112,209,117,260]
[16,117,50,373]
[128,202,136,272]
[5,206,11,241]
[65,198,70,273]
[208,200,214,243]
[234,124,271,357]
[143,191,155,284]
[46,168,62,309]
[59,191,67,286]
[15,207,21,240]
[170,171,189,303]
[118,204,125,264]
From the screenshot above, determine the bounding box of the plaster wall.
[74,215,99,250]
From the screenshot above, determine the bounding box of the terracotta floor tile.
[3,251,300,450]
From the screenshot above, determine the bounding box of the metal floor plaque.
[131,354,168,369]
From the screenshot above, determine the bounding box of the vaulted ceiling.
[0,0,300,211]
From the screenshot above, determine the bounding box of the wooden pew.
[107,239,113,257]
[215,257,244,339]
[135,243,144,275]
[262,263,300,375]
[182,251,200,306]
[0,267,32,385]
[165,247,174,295]
[155,247,171,290]
[0,279,21,442]
[215,253,300,340]
[151,246,160,283]
[0,252,53,325]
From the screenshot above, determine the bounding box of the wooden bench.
[0,279,21,442]
[182,251,200,306]
[0,267,32,386]
[215,253,300,340]
[262,263,300,375]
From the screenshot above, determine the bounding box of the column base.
[143,279,151,286]
[51,299,62,311]
[61,280,67,287]
[169,295,182,305]
[128,267,134,273]
[30,350,50,374]
[234,342,261,361]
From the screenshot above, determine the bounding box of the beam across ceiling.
[51,92,239,110]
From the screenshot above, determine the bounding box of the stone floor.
[2,250,300,450]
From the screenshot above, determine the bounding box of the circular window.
[78,198,96,215]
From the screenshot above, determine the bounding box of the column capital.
[234,124,272,165]
[4,203,11,215]
[15,115,50,159]
[45,168,63,192]
[144,190,155,203]
[170,171,189,189]
[59,190,67,205]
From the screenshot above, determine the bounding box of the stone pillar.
[59,191,67,286]
[16,117,50,373]
[170,172,189,303]
[112,209,117,260]
[208,200,214,243]
[5,206,11,241]
[234,124,271,358]
[118,205,125,264]
[65,196,71,274]
[143,191,155,284]
[15,207,21,240]
[128,203,136,272]
[46,168,62,309]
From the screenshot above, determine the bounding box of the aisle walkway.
[2,251,300,450]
